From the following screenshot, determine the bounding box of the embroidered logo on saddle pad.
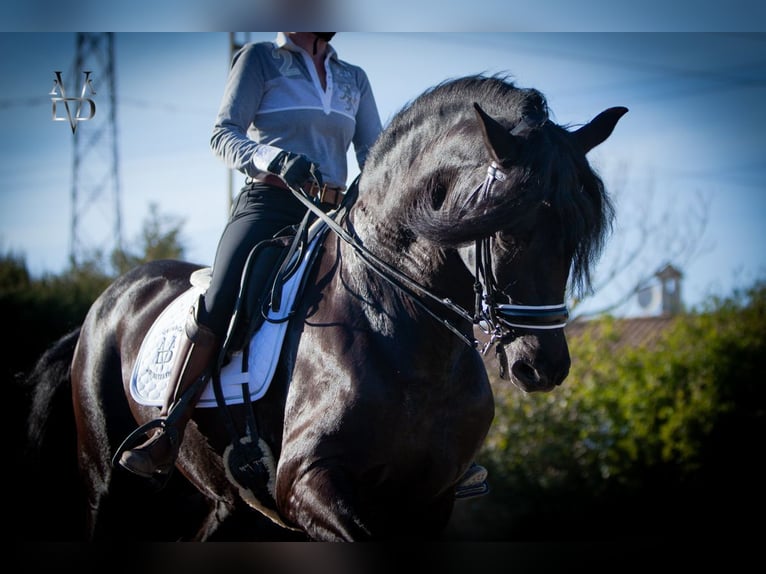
[129,235,320,408]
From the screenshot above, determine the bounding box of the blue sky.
[1,31,764,316]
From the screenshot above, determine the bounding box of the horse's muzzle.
[497,335,570,393]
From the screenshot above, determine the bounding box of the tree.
[570,162,712,319]
[111,202,186,275]
[0,249,30,292]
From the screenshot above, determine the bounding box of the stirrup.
[111,417,168,469]
[455,463,490,499]
[114,419,181,485]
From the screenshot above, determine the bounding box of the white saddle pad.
[129,234,321,408]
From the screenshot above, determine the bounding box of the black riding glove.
[267,151,323,191]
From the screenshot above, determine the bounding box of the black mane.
[363,74,613,295]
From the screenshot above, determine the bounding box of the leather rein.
[286,161,568,355]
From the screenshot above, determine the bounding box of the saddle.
[127,218,329,409]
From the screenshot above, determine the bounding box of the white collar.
[275,32,338,61]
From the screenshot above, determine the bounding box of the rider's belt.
[250,174,346,208]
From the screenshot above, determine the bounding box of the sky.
[1,30,764,317]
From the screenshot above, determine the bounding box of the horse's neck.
[339,203,476,338]
[348,200,439,282]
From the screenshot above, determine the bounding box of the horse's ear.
[473,102,519,167]
[573,106,628,153]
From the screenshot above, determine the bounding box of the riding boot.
[119,298,220,478]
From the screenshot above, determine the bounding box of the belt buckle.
[312,182,344,206]
[318,183,329,204]
[308,181,323,202]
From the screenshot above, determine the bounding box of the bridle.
[470,162,569,352]
[287,161,569,354]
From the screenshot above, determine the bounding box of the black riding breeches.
[198,183,308,336]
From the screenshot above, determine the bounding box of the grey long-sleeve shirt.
[210,33,382,188]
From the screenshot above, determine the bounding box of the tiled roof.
[565,315,678,350]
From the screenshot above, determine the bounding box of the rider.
[118,32,380,478]
[118,32,488,498]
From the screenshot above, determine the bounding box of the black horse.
[25,75,626,541]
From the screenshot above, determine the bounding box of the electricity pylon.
[69,32,123,270]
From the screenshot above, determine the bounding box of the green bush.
[1,256,112,380]
[459,281,766,538]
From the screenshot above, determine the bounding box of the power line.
[0,96,48,109]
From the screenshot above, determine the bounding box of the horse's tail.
[18,327,84,539]
[24,327,80,458]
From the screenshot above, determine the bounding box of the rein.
[287,162,568,353]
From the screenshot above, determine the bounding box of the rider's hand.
[267,151,323,191]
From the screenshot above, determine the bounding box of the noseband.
[286,161,569,353]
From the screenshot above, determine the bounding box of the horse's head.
[360,75,625,393]
[460,98,627,393]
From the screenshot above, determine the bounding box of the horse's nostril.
[512,361,538,387]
